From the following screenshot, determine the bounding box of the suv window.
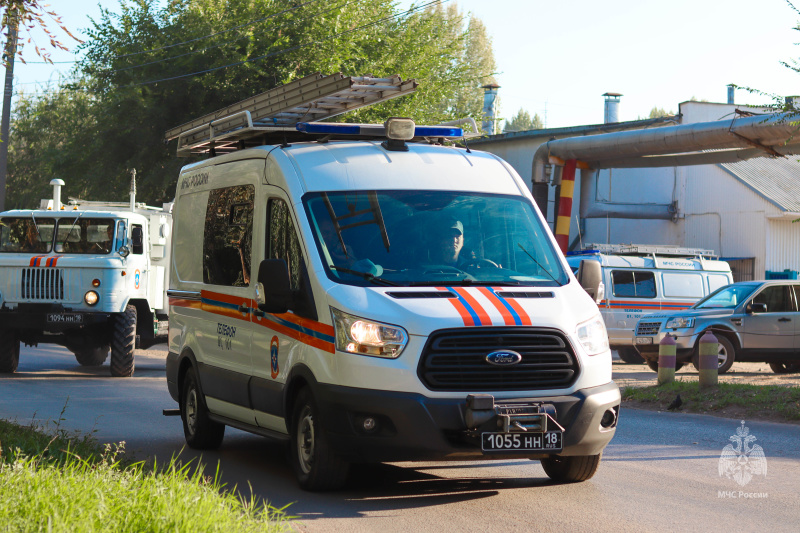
[752,285,794,313]
[612,270,656,298]
[202,185,254,287]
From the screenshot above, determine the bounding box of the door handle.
[778,317,791,322]
[238,304,250,314]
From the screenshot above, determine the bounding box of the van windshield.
[304,190,568,287]
[693,283,758,309]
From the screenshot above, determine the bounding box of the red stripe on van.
[477,287,516,326]
[438,287,475,326]
[492,287,532,326]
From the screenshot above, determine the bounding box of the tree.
[1,1,81,64]
[648,106,674,118]
[6,0,497,207]
[503,108,543,132]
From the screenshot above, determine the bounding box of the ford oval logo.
[486,350,522,366]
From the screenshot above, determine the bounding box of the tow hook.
[465,394,563,433]
[162,409,180,416]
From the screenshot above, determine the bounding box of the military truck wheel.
[540,453,601,482]
[74,345,109,366]
[0,329,20,373]
[290,387,350,491]
[180,366,225,449]
[616,347,644,364]
[110,305,136,377]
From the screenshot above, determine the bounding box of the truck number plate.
[47,313,83,324]
[481,431,562,452]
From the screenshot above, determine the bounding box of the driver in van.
[431,217,465,266]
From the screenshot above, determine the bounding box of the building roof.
[720,155,800,212]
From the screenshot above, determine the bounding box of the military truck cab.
[0,179,172,376]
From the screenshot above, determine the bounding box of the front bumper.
[314,381,620,462]
[634,330,699,361]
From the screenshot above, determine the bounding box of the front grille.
[21,268,65,301]
[636,321,661,336]
[418,327,579,392]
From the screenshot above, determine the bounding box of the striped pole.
[657,334,677,385]
[554,159,576,253]
[698,331,719,388]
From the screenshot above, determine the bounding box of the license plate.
[47,313,83,324]
[635,337,653,345]
[482,431,562,452]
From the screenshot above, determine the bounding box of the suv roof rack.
[165,72,420,157]
[573,243,718,258]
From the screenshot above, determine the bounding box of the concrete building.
[471,97,800,280]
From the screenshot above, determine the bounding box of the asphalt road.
[1,344,799,533]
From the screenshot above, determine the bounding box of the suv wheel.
[691,335,735,374]
[769,362,800,374]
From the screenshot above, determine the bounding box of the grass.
[0,410,292,533]
[622,381,800,422]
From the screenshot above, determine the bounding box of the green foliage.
[7,0,497,208]
[503,108,543,132]
[0,417,291,532]
[648,106,674,118]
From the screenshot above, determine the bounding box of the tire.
[74,345,109,366]
[769,362,800,374]
[646,360,685,372]
[180,366,225,449]
[691,334,735,374]
[290,387,350,491]
[0,329,20,373]
[616,347,644,364]
[110,305,136,377]
[540,453,602,483]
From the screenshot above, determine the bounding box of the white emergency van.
[0,177,172,376]
[164,74,620,491]
[565,244,733,363]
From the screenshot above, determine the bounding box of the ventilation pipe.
[50,179,65,211]
[727,85,735,105]
[129,169,137,212]
[481,83,500,135]
[603,92,622,123]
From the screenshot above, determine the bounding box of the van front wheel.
[180,367,225,449]
[290,388,350,491]
[540,453,601,482]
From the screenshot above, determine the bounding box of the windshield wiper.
[329,264,400,286]
[517,243,563,286]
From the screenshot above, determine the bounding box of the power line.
[131,0,449,87]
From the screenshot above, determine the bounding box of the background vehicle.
[0,178,172,376]
[633,280,800,374]
[165,74,620,491]
[566,244,732,364]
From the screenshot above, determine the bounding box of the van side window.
[268,198,302,290]
[751,285,792,313]
[611,270,656,298]
[662,273,703,298]
[203,185,254,287]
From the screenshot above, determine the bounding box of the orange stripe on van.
[477,287,516,326]
[437,287,475,326]
[451,287,491,326]
[492,287,532,326]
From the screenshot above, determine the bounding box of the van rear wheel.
[290,387,350,491]
[110,305,136,377]
[0,329,20,373]
[540,453,601,482]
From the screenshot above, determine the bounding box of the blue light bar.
[296,122,463,138]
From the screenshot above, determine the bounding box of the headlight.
[84,291,99,306]
[331,308,408,358]
[576,315,609,355]
[666,317,694,329]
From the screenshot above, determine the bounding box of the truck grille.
[21,268,65,300]
[418,327,579,392]
[636,321,661,336]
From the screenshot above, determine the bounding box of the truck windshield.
[55,217,117,254]
[304,190,568,287]
[0,217,56,253]
[693,283,759,309]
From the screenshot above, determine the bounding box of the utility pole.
[0,6,18,211]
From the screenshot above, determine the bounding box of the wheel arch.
[694,324,740,352]
[176,347,200,401]
[283,363,319,431]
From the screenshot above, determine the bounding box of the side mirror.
[257,259,292,314]
[577,259,604,304]
[747,302,767,314]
